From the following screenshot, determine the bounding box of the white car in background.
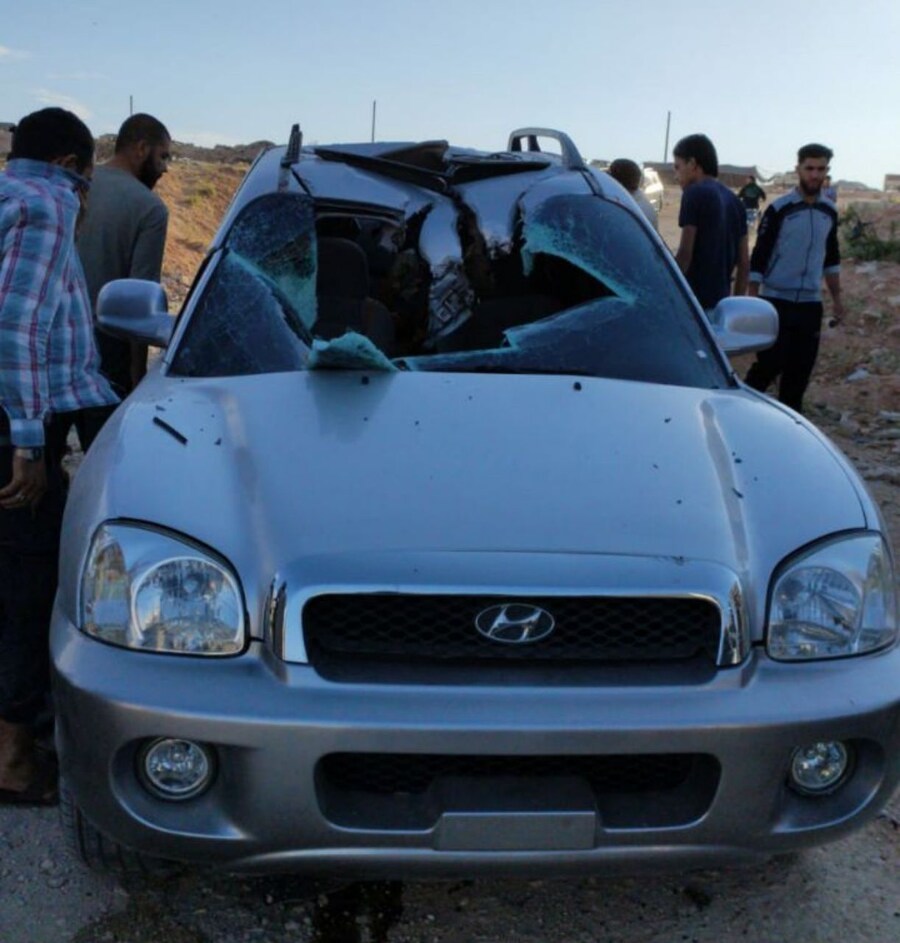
[641,166,664,212]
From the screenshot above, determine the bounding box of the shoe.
[0,718,59,805]
[0,759,58,805]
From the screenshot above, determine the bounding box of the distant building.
[885,174,900,193]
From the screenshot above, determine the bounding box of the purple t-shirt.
[678,178,746,309]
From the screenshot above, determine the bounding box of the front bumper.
[51,613,900,876]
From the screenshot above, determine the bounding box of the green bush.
[840,206,900,262]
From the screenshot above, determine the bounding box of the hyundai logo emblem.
[475,603,556,644]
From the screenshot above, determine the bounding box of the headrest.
[316,237,369,300]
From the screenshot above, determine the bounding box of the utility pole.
[663,110,671,164]
[371,100,377,143]
[129,95,133,116]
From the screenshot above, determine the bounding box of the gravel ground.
[1,792,898,942]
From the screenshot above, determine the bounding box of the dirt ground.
[1,170,898,943]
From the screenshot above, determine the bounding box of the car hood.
[65,370,867,630]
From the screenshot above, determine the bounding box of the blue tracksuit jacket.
[749,189,840,303]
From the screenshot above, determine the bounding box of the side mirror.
[96,279,173,348]
[710,296,778,354]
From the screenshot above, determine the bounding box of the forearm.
[129,209,168,282]
[675,226,696,275]
[749,206,777,276]
[733,237,749,295]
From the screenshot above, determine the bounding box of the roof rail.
[508,127,586,171]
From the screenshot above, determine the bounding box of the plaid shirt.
[0,159,117,447]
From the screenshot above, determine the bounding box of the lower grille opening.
[317,752,720,833]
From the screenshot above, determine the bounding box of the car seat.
[314,237,396,355]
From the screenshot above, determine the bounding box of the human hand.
[0,453,48,510]
[828,299,846,328]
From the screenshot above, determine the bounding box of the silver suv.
[52,126,898,877]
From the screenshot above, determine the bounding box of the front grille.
[320,752,698,796]
[302,593,721,669]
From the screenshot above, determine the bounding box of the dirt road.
[1,186,898,943]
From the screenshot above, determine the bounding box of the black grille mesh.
[319,752,698,796]
[303,593,721,665]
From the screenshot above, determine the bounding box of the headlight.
[767,533,897,661]
[81,523,245,655]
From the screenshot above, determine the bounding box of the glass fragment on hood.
[308,333,398,371]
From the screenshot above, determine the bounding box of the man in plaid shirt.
[0,108,117,804]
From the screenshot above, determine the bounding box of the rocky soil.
[0,166,897,943]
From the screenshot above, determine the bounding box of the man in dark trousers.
[673,134,748,312]
[0,108,118,804]
[744,143,844,414]
[77,113,171,399]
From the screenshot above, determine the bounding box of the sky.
[1,0,898,189]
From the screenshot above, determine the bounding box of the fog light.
[789,741,851,795]
[139,738,214,800]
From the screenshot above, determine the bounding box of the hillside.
[155,159,248,306]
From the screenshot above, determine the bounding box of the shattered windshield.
[170,186,727,389]
[403,194,725,388]
[172,194,316,377]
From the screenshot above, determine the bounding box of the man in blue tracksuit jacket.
[744,143,844,414]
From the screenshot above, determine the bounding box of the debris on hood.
[307,332,399,371]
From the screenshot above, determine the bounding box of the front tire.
[60,778,181,877]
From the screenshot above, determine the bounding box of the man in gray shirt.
[77,113,171,398]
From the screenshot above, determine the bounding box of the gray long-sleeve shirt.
[76,165,168,394]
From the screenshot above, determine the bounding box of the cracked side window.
[405,193,727,389]
[171,193,316,377]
